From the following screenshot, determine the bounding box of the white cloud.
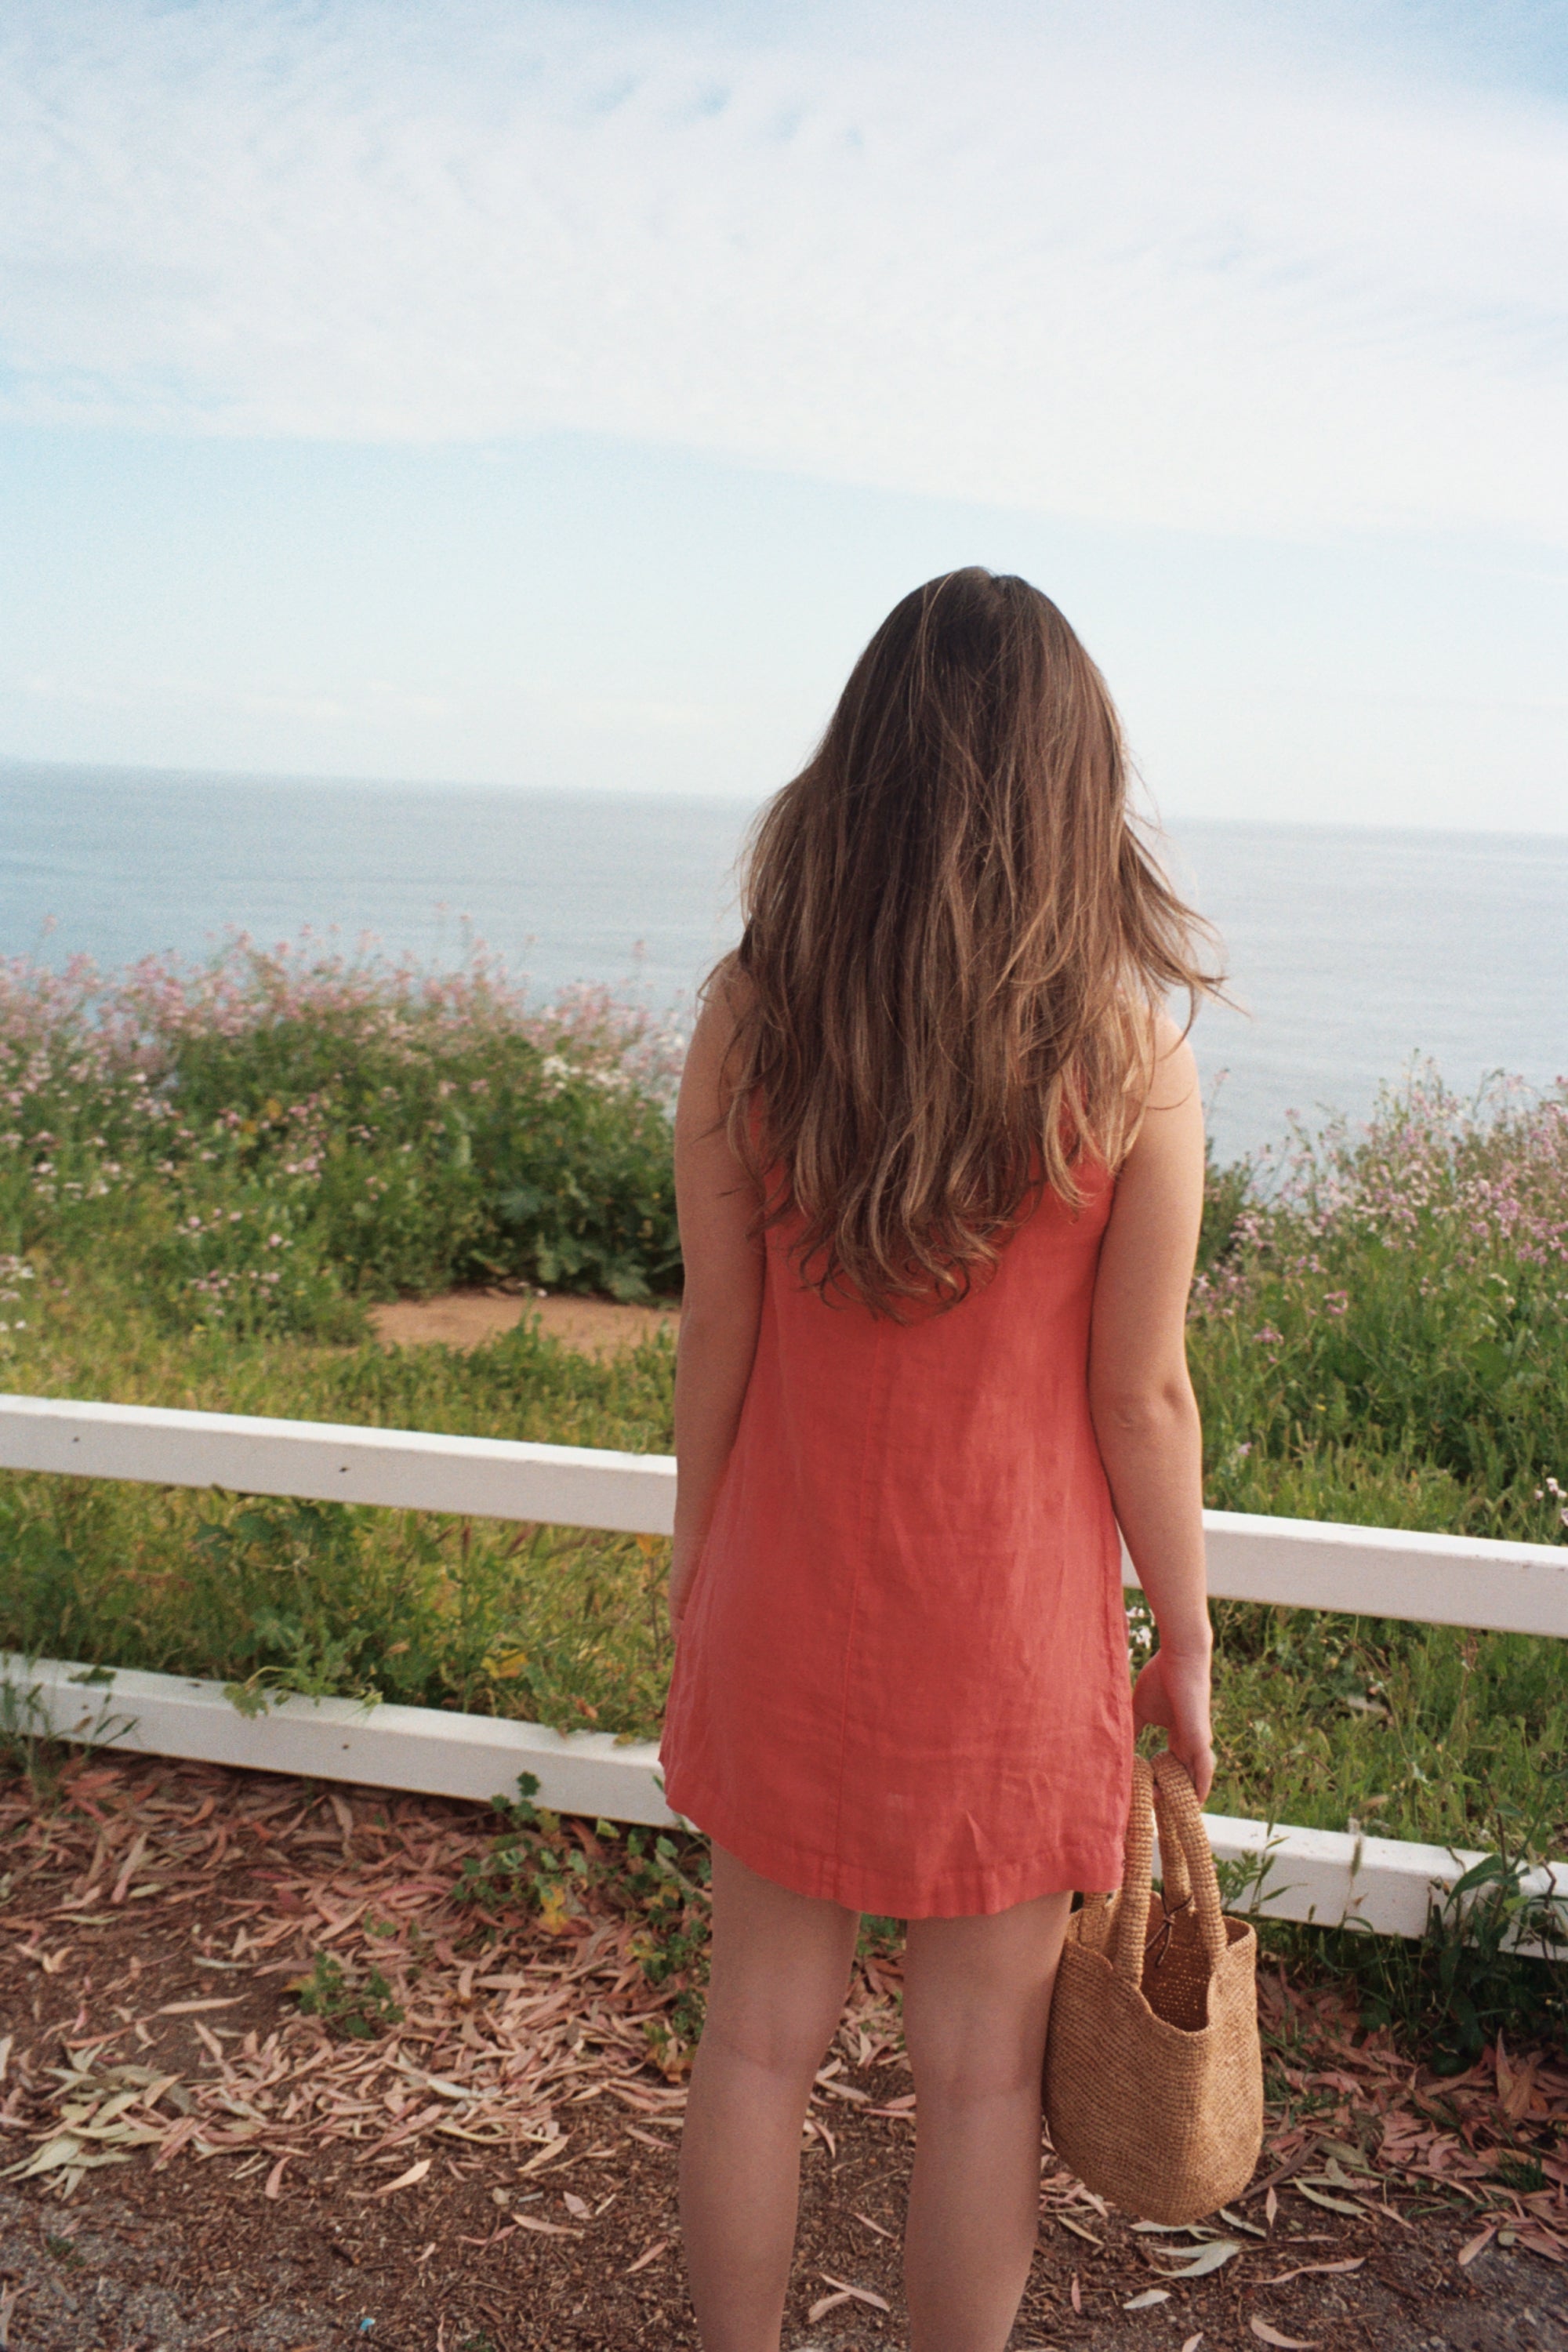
[2,0,1566,539]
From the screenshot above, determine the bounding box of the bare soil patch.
[366,1290,676,1358]
[3,1755,1566,2350]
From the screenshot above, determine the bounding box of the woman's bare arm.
[1087,1018,1214,1798]
[669,985,765,1636]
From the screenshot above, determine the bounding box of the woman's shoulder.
[1141,1008,1200,1120]
[691,955,754,1046]
[679,960,763,1147]
[1111,1007,1203,1187]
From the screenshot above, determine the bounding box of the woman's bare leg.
[901,1891,1073,2352]
[680,1845,859,2352]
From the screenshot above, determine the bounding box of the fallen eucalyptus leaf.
[818,2275,892,2314]
[1054,2214,1104,2246]
[1316,2140,1377,2175]
[1261,2257,1365,2285]
[1154,2237,1245,2278]
[808,2292,853,2324]
[1294,2181,1367,2216]
[375,2157,432,2195]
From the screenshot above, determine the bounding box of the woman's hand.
[1132,1646,1216,1803]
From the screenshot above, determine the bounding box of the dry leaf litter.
[2,1753,1567,2350]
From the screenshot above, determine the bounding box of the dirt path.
[367,1289,676,1357]
[3,1755,1566,2351]
[4,2132,1559,2352]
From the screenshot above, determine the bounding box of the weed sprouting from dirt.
[290,1951,405,2042]
[1244,1790,1568,2070]
[454,1773,712,2063]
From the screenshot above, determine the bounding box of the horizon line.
[5,750,1568,844]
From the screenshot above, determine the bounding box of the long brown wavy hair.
[716,568,1221,1315]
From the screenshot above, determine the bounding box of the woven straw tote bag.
[1042,1749,1264,2224]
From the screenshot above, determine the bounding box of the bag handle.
[1105,1754,1156,1985]
[1103,1752,1227,1987]
[1151,1750,1228,1968]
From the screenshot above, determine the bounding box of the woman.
[661,568,1219,2352]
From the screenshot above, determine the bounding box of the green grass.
[0,938,684,1738]
[0,949,1563,1867]
[0,1272,680,1740]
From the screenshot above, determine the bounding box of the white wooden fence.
[2,1392,1566,1944]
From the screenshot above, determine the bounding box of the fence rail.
[3,1391,1566,1944]
[3,1391,1566,1635]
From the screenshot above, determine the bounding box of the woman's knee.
[906,2025,1047,2109]
[700,1846,859,2085]
[901,1896,1070,2106]
[702,1938,856,2082]
[697,1998,838,2090]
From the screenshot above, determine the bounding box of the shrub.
[1186,1069,1568,1857]
[0,935,684,1331]
[1192,1064,1568,1544]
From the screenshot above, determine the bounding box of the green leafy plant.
[291,1951,405,2041]
[1262,1802,1568,2071]
[620,1826,713,2051]
[453,1773,712,2057]
[1211,1839,1287,1915]
[1193,1067,1568,1548]
[1404,1828,1568,2072]
[451,1773,568,1918]
[0,1653,134,1800]
[0,1668,67,1797]
[0,936,683,1337]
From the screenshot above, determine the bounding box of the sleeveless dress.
[659,1163,1134,1918]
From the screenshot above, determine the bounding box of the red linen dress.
[659,1163,1134,1918]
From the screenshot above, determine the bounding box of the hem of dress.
[661,1768,1124,1920]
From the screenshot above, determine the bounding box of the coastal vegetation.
[1,940,1565,1878]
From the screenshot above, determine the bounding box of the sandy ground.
[367,1288,677,1357]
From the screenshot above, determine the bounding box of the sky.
[2,0,1566,829]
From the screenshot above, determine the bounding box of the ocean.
[4,760,1565,1167]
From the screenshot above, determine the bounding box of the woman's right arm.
[669,982,766,1639]
[1087,1019,1214,1799]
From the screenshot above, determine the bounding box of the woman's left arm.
[669,982,765,1637]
